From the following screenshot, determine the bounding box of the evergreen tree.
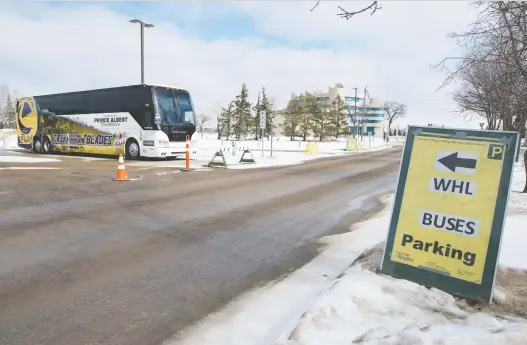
[306,94,332,141]
[0,103,5,129]
[216,115,222,139]
[218,101,235,139]
[298,92,316,141]
[233,83,252,140]
[3,95,16,129]
[331,95,349,138]
[282,93,303,140]
[260,87,275,138]
[317,104,335,141]
[252,92,262,139]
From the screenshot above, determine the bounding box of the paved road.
[0,148,401,345]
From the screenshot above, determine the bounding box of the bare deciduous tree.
[524,150,527,193]
[310,1,382,20]
[435,1,527,191]
[383,101,407,134]
[196,113,211,139]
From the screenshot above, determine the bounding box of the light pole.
[352,87,358,139]
[129,19,154,84]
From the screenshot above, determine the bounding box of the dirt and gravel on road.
[0,148,402,345]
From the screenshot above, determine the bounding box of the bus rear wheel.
[33,136,52,154]
[126,139,140,160]
[42,137,51,154]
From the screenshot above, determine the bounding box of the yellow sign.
[346,138,357,151]
[304,142,319,155]
[391,135,505,284]
[381,126,519,302]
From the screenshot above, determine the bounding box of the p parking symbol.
[488,144,504,160]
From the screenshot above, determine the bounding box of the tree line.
[216,83,276,140]
[216,85,407,142]
[281,92,406,141]
[281,92,349,141]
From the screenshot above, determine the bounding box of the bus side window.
[16,100,20,114]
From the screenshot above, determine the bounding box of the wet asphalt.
[0,147,402,345]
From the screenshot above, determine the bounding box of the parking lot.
[0,147,402,345]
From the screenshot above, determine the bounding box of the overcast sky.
[0,1,480,128]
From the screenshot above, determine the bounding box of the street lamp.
[129,19,154,84]
[352,87,358,139]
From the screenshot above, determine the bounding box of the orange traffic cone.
[113,154,130,181]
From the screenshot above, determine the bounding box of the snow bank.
[499,216,527,271]
[279,158,527,345]
[283,262,527,345]
[193,136,397,170]
[0,167,60,170]
[498,153,527,271]
[0,156,60,163]
[0,129,18,150]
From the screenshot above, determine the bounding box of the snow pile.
[279,158,527,345]
[0,129,18,150]
[0,156,60,163]
[282,262,527,345]
[498,154,527,271]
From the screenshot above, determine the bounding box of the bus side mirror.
[154,113,162,129]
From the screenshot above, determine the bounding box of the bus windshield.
[176,92,196,125]
[154,88,196,126]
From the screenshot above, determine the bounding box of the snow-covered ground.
[167,155,527,345]
[1,129,399,170]
[191,135,398,170]
[0,156,60,163]
[498,156,527,271]
[275,156,527,345]
[0,129,18,150]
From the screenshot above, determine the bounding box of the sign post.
[259,110,266,158]
[381,126,519,302]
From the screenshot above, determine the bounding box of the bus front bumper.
[155,146,198,158]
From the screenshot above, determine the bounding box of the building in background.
[273,83,388,138]
[311,83,387,138]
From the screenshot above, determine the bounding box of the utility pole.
[129,19,154,84]
[362,85,369,142]
[353,87,358,139]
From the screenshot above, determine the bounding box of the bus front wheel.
[126,139,140,160]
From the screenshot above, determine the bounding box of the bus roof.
[30,84,189,98]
